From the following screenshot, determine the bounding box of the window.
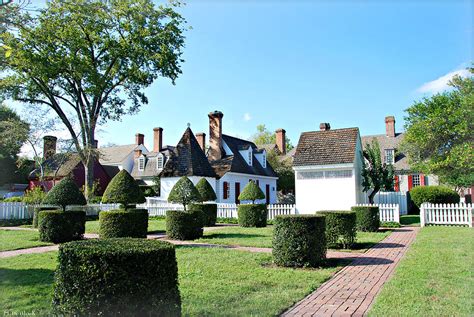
[297,171,324,180]
[412,174,420,187]
[325,170,353,178]
[297,170,352,180]
[138,157,145,171]
[223,182,230,199]
[156,155,164,169]
[248,151,252,166]
[262,152,267,168]
[384,149,395,164]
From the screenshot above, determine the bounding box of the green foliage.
[237,204,267,227]
[38,209,86,243]
[52,239,181,316]
[102,170,145,209]
[0,103,29,160]
[190,203,217,226]
[22,186,46,205]
[267,151,295,194]
[318,211,357,249]
[238,181,265,203]
[33,206,58,228]
[250,124,293,152]
[195,178,217,202]
[361,139,395,203]
[351,206,380,232]
[42,178,86,211]
[380,221,401,228]
[151,175,161,196]
[273,215,327,267]
[410,186,460,208]
[3,196,22,202]
[141,186,157,197]
[402,68,474,189]
[99,209,148,238]
[167,176,202,211]
[166,209,204,240]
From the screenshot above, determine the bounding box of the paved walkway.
[282,227,419,317]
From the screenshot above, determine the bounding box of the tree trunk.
[84,158,94,200]
[368,187,379,204]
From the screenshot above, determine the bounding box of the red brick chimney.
[208,111,224,160]
[135,133,144,146]
[196,132,206,152]
[153,127,163,152]
[319,123,331,131]
[275,128,286,155]
[43,135,57,160]
[385,116,396,137]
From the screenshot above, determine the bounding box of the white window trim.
[138,157,145,171]
[156,154,164,169]
[384,149,395,165]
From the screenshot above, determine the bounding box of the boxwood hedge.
[318,211,356,248]
[99,209,148,238]
[237,204,267,227]
[33,206,58,228]
[190,203,217,227]
[166,209,204,240]
[351,206,380,232]
[410,185,460,208]
[273,215,326,267]
[38,209,86,243]
[52,239,181,316]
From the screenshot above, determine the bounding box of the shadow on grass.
[261,257,352,270]
[202,233,268,239]
[400,215,420,226]
[0,268,54,286]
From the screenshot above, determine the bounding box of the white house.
[293,123,365,214]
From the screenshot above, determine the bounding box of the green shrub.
[38,209,86,243]
[102,170,145,209]
[238,181,265,203]
[195,178,217,202]
[410,186,460,208]
[351,206,380,232]
[190,203,217,226]
[52,239,181,316]
[380,221,401,228]
[238,204,267,227]
[318,211,357,248]
[33,206,58,228]
[142,187,157,197]
[42,178,86,211]
[99,209,148,238]
[166,209,204,240]
[87,195,102,204]
[22,186,46,205]
[168,176,202,211]
[3,196,23,202]
[273,215,326,267]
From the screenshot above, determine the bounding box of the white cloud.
[243,112,252,121]
[417,68,470,94]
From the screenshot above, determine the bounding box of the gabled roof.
[361,133,409,171]
[160,128,216,178]
[99,144,139,164]
[293,128,360,167]
[28,153,82,180]
[131,147,174,178]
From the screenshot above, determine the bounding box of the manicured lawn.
[0,248,347,316]
[0,230,52,252]
[400,214,420,226]
[369,226,474,317]
[85,219,166,234]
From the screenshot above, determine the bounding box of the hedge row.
[318,211,356,248]
[189,203,217,227]
[38,210,86,243]
[238,204,267,227]
[410,185,460,207]
[351,206,380,232]
[33,206,58,228]
[166,209,204,240]
[99,209,148,238]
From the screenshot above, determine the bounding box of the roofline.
[293,163,355,170]
[299,127,359,135]
[223,172,278,180]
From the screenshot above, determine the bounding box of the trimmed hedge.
[273,215,326,267]
[52,239,181,316]
[102,170,146,209]
[351,206,380,232]
[33,206,58,228]
[38,209,86,243]
[410,186,460,208]
[318,211,357,248]
[238,204,267,227]
[99,209,148,238]
[166,209,204,240]
[42,178,86,211]
[190,203,217,226]
[238,181,265,203]
[195,178,217,202]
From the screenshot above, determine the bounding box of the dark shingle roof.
[293,128,360,166]
[361,133,409,171]
[28,153,82,180]
[131,147,174,178]
[99,144,139,164]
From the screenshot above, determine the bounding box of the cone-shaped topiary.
[42,178,86,211]
[195,178,217,202]
[168,176,201,211]
[238,181,265,204]
[102,170,145,209]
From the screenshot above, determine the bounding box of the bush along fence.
[355,203,400,223]
[420,203,473,227]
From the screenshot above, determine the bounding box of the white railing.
[355,203,400,223]
[420,203,473,227]
[217,203,238,218]
[267,204,296,220]
[0,202,120,219]
[137,202,184,216]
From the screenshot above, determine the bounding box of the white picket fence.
[362,192,408,215]
[137,202,184,216]
[420,203,473,227]
[0,202,120,219]
[355,203,400,223]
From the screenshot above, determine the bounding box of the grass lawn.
[400,215,420,226]
[85,218,166,234]
[0,230,52,252]
[0,248,347,316]
[369,226,474,317]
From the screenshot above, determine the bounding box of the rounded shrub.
[195,178,217,202]
[33,206,59,228]
[168,176,202,210]
[273,215,326,267]
[238,181,265,203]
[318,211,357,249]
[190,203,217,227]
[410,185,460,208]
[38,209,86,243]
[351,206,380,232]
[102,170,146,209]
[52,239,181,316]
[238,204,267,227]
[42,178,86,211]
[166,209,204,240]
[99,209,148,238]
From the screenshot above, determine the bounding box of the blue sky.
[19,0,474,151]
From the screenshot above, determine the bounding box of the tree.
[102,170,145,210]
[238,181,265,204]
[361,139,394,203]
[1,0,186,198]
[266,150,295,194]
[168,176,201,211]
[42,177,87,211]
[402,67,474,190]
[250,124,293,152]
[195,178,217,202]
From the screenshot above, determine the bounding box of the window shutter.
[223,182,228,199]
[394,175,399,192]
[420,174,425,186]
[408,175,413,191]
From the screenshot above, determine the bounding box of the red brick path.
[282,227,419,317]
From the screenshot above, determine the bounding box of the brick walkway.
[282,227,419,317]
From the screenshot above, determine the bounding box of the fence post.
[469,204,473,228]
[420,203,426,227]
[394,204,400,223]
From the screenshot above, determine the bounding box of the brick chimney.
[208,111,224,160]
[153,127,163,152]
[275,128,286,155]
[134,149,142,158]
[385,116,396,137]
[319,123,331,131]
[196,132,206,152]
[135,133,144,146]
[43,135,57,160]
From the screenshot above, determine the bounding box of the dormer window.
[384,149,395,165]
[138,156,145,171]
[156,155,164,169]
[262,151,267,168]
[248,149,253,166]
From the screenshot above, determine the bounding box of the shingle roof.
[99,144,139,164]
[29,153,82,179]
[293,128,360,166]
[361,133,409,171]
[131,147,174,178]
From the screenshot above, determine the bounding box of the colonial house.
[293,124,365,214]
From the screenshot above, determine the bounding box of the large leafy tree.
[250,124,293,152]
[402,67,474,190]
[0,0,186,197]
